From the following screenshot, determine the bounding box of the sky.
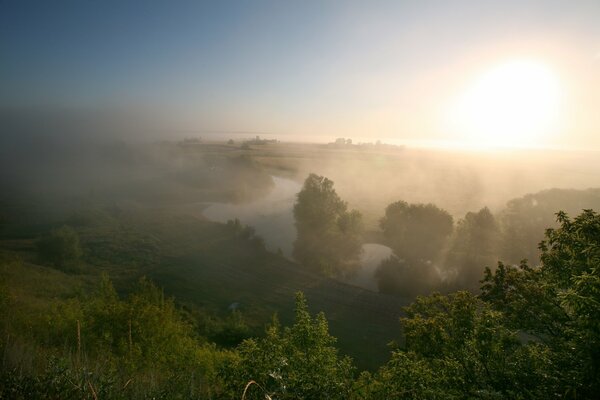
[1,0,599,148]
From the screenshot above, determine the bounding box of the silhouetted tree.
[498,188,600,265]
[36,226,82,271]
[380,201,453,263]
[293,174,363,277]
[481,210,600,398]
[444,207,500,291]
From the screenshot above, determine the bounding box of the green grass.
[1,202,406,370]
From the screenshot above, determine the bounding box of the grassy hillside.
[0,203,406,370]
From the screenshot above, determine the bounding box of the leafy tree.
[481,209,600,398]
[221,292,355,399]
[79,273,125,358]
[367,291,547,399]
[380,201,453,263]
[444,207,500,291]
[293,174,363,277]
[498,188,600,265]
[226,218,265,251]
[210,309,252,347]
[36,225,82,271]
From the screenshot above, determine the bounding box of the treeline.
[380,189,600,297]
[2,209,599,398]
[292,174,600,297]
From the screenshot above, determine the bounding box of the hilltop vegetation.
[1,139,599,398]
[1,209,599,398]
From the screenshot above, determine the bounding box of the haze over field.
[1,1,599,399]
[2,0,600,149]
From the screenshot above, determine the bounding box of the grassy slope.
[97,209,408,370]
[4,141,599,372]
[0,206,407,371]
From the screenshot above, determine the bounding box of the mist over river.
[202,176,393,291]
[203,176,301,257]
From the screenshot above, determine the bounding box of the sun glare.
[449,60,563,148]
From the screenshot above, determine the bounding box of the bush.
[220,292,355,399]
[36,226,83,272]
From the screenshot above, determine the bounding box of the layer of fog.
[203,176,300,256]
[278,145,600,228]
[3,110,600,295]
[201,175,394,291]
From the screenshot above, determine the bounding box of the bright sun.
[449,60,563,148]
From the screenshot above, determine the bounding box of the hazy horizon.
[2,0,599,149]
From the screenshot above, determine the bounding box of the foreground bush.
[220,292,355,400]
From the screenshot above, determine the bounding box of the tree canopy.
[36,225,82,271]
[380,201,453,263]
[293,173,363,277]
[481,209,600,398]
[444,207,500,291]
[220,292,355,400]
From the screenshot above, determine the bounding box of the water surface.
[203,176,301,256]
[203,176,393,292]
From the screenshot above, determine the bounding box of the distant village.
[179,135,278,148]
[328,137,405,151]
[177,135,404,151]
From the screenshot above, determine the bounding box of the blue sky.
[2,1,599,146]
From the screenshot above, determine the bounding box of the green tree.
[293,174,363,277]
[481,209,600,398]
[36,225,82,271]
[221,292,355,400]
[367,291,546,399]
[380,201,453,263]
[497,188,600,265]
[444,207,500,291]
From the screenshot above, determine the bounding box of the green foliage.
[380,200,453,262]
[5,183,600,399]
[498,189,600,265]
[375,200,453,297]
[367,291,550,399]
[445,207,500,291]
[220,292,355,399]
[0,273,233,399]
[293,174,363,277]
[209,309,252,347]
[36,225,83,272]
[359,351,447,400]
[0,357,114,400]
[482,209,600,398]
[82,221,161,270]
[0,354,232,400]
[73,275,225,379]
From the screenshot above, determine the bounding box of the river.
[202,175,393,291]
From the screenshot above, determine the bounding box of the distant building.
[243,135,278,146]
[331,137,353,146]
